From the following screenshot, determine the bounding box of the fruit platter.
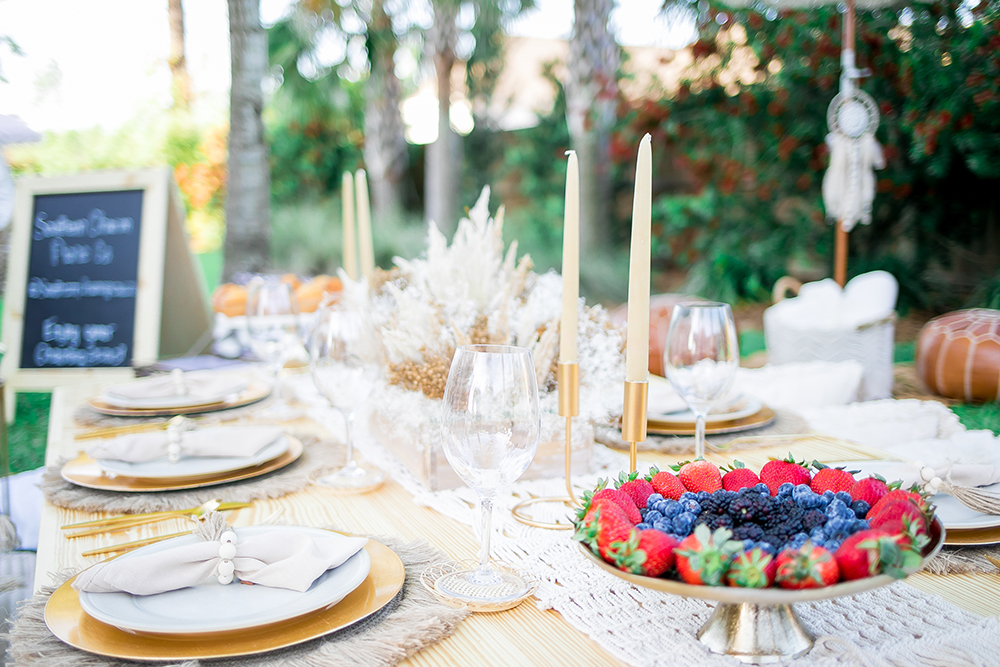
[574,456,945,664]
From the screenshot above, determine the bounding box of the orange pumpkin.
[610,294,708,376]
[211,283,248,317]
[916,308,1000,402]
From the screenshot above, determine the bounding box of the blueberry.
[755,541,777,554]
[826,517,850,534]
[681,499,702,516]
[635,522,652,531]
[716,490,736,502]
[680,492,698,503]
[673,512,697,536]
[754,483,770,495]
[645,510,664,524]
[661,500,682,519]
[647,493,663,505]
[653,518,673,533]
[810,527,826,541]
[823,490,835,500]
[851,500,871,518]
[835,491,853,506]
[855,519,870,531]
[825,499,849,518]
[639,508,648,519]
[825,539,841,553]
[742,539,755,551]
[696,491,711,502]
[777,482,794,498]
[816,493,832,507]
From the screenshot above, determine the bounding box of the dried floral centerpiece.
[349,188,625,490]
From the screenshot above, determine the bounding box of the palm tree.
[566,0,619,254]
[224,0,271,278]
[424,0,460,233]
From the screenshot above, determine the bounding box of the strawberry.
[672,459,723,494]
[869,498,928,536]
[574,503,637,560]
[726,548,777,588]
[583,479,642,524]
[775,543,839,589]
[849,474,889,506]
[759,454,812,496]
[611,529,679,577]
[647,466,686,500]
[869,487,926,518]
[722,460,760,492]
[835,529,891,580]
[674,524,743,586]
[616,471,655,509]
[810,461,857,494]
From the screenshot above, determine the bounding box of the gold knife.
[81,530,192,557]
[62,501,251,537]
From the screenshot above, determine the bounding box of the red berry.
[648,467,686,500]
[869,499,928,536]
[674,460,723,494]
[612,529,678,577]
[722,461,760,492]
[775,544,839,589]
[810,464,856,494]
[835,529,890,580]
[760,454,812,496]
[591,486,642,524]
[616,471,655,509]
[849,476,889,506]
[869,488,925,518]
[675,525,743,586]
[576,502,636,561]
[726,548,777,588]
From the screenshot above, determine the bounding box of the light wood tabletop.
[33,384,1000,665]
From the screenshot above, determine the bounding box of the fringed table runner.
[41,434,344,514]
[7,535,468,667]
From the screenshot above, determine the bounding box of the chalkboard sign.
[1,169,212,420]
[21,190,143,369]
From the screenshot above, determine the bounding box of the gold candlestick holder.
[621,380,648,473]
[511,361,581,530]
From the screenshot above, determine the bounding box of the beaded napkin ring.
[217,530,237,584]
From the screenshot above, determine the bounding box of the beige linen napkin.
[86,426,284,463]
[73,525,369,595]
[104,371,248,404]
[873,462,1000,491]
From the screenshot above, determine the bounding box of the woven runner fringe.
[40,435,345,514]
[596,409,812,455]
[927,545,1000,575]
[6,534,469,667]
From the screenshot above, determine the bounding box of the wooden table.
[34,384,1000,666]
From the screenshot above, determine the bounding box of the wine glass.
[309,301,384,491]
[438,345,540,604]
[246,276,302,420]
[663,302,740,459]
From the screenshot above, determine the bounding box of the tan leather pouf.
[610,294,707,376]
[916,308,1000,402]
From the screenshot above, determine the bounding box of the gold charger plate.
[943,524,1000,546]
[60,436,304,492]
[647,405,777,436]
[88,379,271,417]
[44,538,406,661]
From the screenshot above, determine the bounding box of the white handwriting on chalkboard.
[34,316,126,367]
[27,277,137,301]
[33,209,134,240]
[48,238,114,267]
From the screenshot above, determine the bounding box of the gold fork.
[63,500,251,538]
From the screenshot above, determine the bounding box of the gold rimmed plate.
[944,525,1000,547]
[646,405,777,436]
[60,436,304,492]
[88,380,271,417]
[44,538,406,661]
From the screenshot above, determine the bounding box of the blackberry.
[705,514,734,530]
[732,523,765,541]
[802,509,827,531]
[759,534,784,551]
[728,494,773,524]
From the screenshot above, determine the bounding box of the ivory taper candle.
[560,151,580,363]
[355,169,375,278]
[342,171,358,280]
[625,134,652,382]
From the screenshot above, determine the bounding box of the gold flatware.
[61,500,250,533]
[81,530,192,557]
[74,422,168,441]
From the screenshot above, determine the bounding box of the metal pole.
[834,0,857,288]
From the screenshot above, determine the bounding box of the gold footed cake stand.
[512,362,581,530]
[580,518,945,664]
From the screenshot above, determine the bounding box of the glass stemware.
[438,345,540,603]
[246,276,302,420]
[663,302,740,459]
[309,301,385,492]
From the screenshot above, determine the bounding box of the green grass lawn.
[8,393,50,474]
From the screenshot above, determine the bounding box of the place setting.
[86,369,271,418]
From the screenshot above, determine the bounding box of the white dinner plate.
[78,527,372,634]
[101,376,251,409]
[648,395,763,425]
[96,436,290,480]
[826,459,1000,530]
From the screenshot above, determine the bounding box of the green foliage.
[627,0,1000,307]
[8,393,50,474]
[952,403,1000,434]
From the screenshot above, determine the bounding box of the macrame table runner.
[40,434,344,514]
[7,534,469,667]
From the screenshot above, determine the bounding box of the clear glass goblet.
[246,276,302,420]
[309,301,384,492]
[663,302,740,459]
[438,345,540,604]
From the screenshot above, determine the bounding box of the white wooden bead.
[217,573,234,585]
[218,560,235,576]
[221,531,237,544]
[219,543,237,560]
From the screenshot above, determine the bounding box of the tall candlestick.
[560,151,579,363]
[625,134,652,382]
[342,171,358,280]
[355,169,375,278]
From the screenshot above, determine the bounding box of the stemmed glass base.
[318,460,384,492]
[435,567,530,604]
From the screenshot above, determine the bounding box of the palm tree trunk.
[224,0,270,279]
[168,0,191,111]
[567,0,619,255]
[363,0,407,222]
[425,1,459,234]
